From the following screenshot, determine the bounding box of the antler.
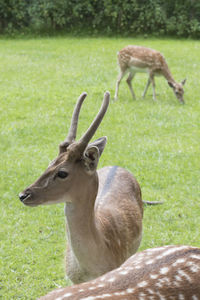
[59,92,87,154]
[78,91,110,153]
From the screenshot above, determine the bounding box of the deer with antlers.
[39,245,200,299]
[19,92,143,284]
[114,45,186,103]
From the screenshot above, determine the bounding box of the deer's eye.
[57,171,68,179]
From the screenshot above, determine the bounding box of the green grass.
[0,36,200,299]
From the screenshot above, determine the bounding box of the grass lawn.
[0,36,199,299]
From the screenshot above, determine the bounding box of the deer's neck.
[64,173,100,261]
[161,64,176,84]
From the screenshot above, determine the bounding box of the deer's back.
[118,45,167,72]
[95,166,143,264]
[39,245,200,299]
[96,166,142,209]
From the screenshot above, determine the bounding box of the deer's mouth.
[19,192,38,207]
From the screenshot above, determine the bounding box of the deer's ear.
[83,146,99,173]
[181,78,186,86]
[88,137,107,157]
[59,141,70,154]
[168,81,175,88]
[83,137,107,173]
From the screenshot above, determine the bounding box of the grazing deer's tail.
[143,200,164,205]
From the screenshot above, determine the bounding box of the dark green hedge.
[1,0,200,37]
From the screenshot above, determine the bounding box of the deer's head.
[19,92,110,207]
[168,79,186,104]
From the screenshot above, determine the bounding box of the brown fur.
[19,93,143,285]
[114,45,186,103]
[39,245,200,300]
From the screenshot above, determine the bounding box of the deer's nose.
[19,192,31,202]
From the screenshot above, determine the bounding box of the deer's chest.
[66,246,108,284]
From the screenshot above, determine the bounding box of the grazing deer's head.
[19,92,110,207]
[168,78,186,104]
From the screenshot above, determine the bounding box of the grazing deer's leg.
[126,71,136,100]
[150,73,157,101]
[142,76,151,98]
[114,70,127,101]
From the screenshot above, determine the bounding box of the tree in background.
[0,0,200,37]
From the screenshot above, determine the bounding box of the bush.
[0,0,200,37]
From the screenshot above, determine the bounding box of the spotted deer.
[39,245,200,299]
[19,92,143,284]
[114,45,186,103]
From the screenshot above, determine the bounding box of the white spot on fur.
[113,291,126,296]
[80,297,97,300]
[155,291,166,300]
[100,294,112,298]
[190,265,200,273]
[107,277,115,282]
[125,266,133,270]
[178,294,185,300]
[126,288,134,293]
[135,265,142,269]
[157,246,188,260]
[79,289,84,292]
[61,293,72,298]
[100,275,106,281]
[150,274,158,279]
[114,292,121,296]
[145,246,167,254]
[175,275,182,281]
[190,254,200,260]
[138,292,146,300]
[147,289,154,294]
[156,282,163,288]
[159,277,170,284]
[160,267,169,274]
[174,280,180,287]
[146,259,154,265]
[172,258,186,266]
[119,270,128,275]
[192,296,199,300]
[178,269,192,282]
[138,281,148,288]
[97,284,105,288]
[89,286,96,290]
[187,261,194,266]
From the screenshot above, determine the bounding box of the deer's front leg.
[150,73,157,101]
[114,72,123,101]
[126,72,136,100]
[142,76,151,99]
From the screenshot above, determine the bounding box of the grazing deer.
[114,45,186,103]
[39,245,200,299]
[19,92,143,284]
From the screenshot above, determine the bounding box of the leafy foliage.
[1,0,200,37]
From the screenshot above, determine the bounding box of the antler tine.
[59,92,87,154]
[78,91,110,152]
